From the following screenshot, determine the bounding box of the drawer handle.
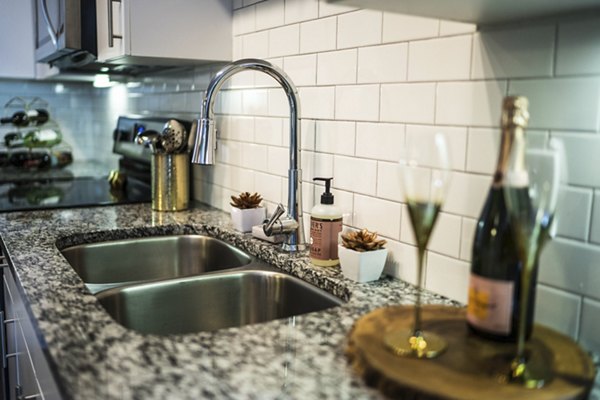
[0,311,5,368]
[108,0,123,48]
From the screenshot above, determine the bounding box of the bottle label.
[310,217,343,261]
[466,274,514,335]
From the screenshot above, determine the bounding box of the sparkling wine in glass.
[502,138,564,388]
[384,133,451,359]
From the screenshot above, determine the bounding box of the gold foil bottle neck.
[501,96,529,128]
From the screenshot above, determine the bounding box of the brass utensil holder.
[152,153,189,211]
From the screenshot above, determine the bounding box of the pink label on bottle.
[466,274,514,335]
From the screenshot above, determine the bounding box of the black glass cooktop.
[0,176,151,212]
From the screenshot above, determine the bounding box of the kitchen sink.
[96,269,343,335]
[60,235,252,293]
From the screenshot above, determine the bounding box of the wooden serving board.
[346,305,596,400]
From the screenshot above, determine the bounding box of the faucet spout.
[191,59,306,252]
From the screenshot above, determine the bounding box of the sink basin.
[96,269,343,335]
[60,235,252,293]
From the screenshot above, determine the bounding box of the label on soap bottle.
[310,217,342,261]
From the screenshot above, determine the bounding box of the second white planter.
[231,206,266,233]
[338,245,388,283]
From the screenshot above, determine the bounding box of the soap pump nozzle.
[313,177,334,205]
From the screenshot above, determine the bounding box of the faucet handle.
[263,204,286,236]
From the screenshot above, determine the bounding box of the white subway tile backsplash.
[471,25,554,80]
[315,120,355,156]
[552,132,600,187]
[337,10,382,49]
[429,212,462,258]
[535,285,581,339]
[233,6,255,35]
[383,240,420,285]
[539,238,600,299]
[460,217,476,261]
[267,88,289,117]
[229,116,255,141]
[285,0,319,24]
[357,43,408,84]
[255,58,284,87]
[466,128,498,174]
[255,172,284,204]
[302,151,334,182]
[554,187,592,241]
[269,25,300,57]
[425,252,470,303]
[242,89,269,115]
[333,155,377,196]
[509,78,600,131]
[255,0,284,31]
[356,122,404,161]
[443,172,491,218]
[590,190,600,245]
[317,49,357,85]
[242,31,269,58]
[353,194,402,239]
[267,146,288,176]
[300,17,337,54]
[380,83,436,124]
[318,0,357,17]
[437,81,507,127]
[298,86,335,119]
[377,161,404,202]
[284,54,317,86]
[242,143,268,171]
[580,298,600,354]
[217,140,243,166]
[408,35,472,81]
[405,125,467,171]
[335,84,380,121]
[254,117,283,146]
[382,13,439,42]
[556,16,600,76]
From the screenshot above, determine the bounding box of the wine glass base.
[493,351,553,389]
[383,329,447,359]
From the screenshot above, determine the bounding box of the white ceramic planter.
[338,245,388,283]
[231,206,266,233]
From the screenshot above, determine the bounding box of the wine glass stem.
[413,247,425,336]
[515,256,533,367]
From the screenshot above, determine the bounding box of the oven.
[0,115,190,213]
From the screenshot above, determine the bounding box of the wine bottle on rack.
[467,96,537,342]
[0,109,49,127]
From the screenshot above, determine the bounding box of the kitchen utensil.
[135,130,162,153]
[160,119,186,153]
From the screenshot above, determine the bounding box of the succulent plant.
[230,192,263,209]
[341,229,387,252]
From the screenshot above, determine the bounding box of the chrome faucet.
[190,58,306,252]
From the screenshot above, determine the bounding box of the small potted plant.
[230,192,266,233]
[338,228,388,283]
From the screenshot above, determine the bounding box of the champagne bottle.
[21,129,62,148]
[467,96,536,342]
[1,111,29,127]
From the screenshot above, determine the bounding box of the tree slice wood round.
[346,305,596,400]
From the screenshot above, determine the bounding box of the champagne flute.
[502,138,564,387]
[384,133,451,359]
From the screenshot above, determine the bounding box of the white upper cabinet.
[0,0,36,79]
[96,0,232,64]
[328,0,600,25]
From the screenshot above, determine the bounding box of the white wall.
[126,0,600,371]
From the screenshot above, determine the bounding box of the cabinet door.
[3,275,19,400]
[96,0,125,62]
[15,323,42,400]
[0,0,36,78]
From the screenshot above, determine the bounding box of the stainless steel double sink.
[60,235,342,335]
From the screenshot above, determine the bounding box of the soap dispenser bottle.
[310,177,343,267]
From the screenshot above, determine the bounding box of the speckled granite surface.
[0,203,459,400]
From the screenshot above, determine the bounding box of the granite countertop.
[0,203,458,399]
